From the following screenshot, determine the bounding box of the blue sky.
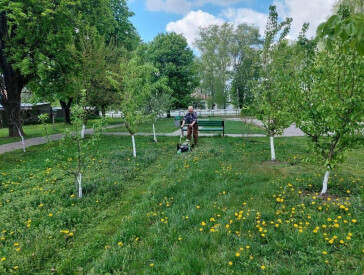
[128,0,336,48]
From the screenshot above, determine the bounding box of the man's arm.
[190,112,197,126]
[181,119,186,128]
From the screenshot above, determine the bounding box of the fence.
[105,109,241,118]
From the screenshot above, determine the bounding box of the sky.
[127,0,337,49]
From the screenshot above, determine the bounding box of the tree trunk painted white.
[131,134,136,157]
[17,127,26,153]
[52,113,55,131]
[81,124,86,139]
[153,124,157,142]
[77,173,82,198]
[321,170,330,195]
[270,136,276,161]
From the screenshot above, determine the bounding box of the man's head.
[188,106,194,113]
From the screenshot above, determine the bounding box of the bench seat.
[181,120,225,136]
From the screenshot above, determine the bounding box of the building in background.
[0,103,51,128]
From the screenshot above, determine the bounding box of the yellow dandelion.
[261,265,266,270]
[322,251,327,255]
[1,257,5,261]
[235,252,240,257]
[228,261,233,266]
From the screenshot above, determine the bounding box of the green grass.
[106,118,178,133]
[0,136,363,274]
[106,117,265,135]
[0,118,124,145]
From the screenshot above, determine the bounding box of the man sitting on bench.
[181,106,198,145]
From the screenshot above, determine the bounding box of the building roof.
[0,102,50,110]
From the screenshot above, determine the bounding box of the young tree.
[40,104,105,198]
[146,77,172,142]
[290,7,364,195]
[109,57,156,157]
[252,5,293,161]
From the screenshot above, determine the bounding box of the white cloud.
[273,0,336,38]
[166,0,336,48]
[145,0,248,14]
[166,10,225,45]
[222,8,268,36]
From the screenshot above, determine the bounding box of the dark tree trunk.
[0,12,26,137]
[167,110,171,118]
[60,98,73,124]
[101,105,106,117]
[6,90,24,137]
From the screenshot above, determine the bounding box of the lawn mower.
[177,131,194,154]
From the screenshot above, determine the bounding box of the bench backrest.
[198,120,224,127]
[180,120,224,127]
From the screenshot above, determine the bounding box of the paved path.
[0,124,124,155]
[0,119,305,155]
[225,118,305,137]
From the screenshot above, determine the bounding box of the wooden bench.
[180,120,225,136]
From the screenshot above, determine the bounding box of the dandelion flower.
[261,265,266,270]
[322,251,327,255]
[235,252,240,257]
[228,261,233,266]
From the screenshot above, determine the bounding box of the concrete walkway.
[0,123,124,155]
[0,119,305,155]
[225,118,305,137]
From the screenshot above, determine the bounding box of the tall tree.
[196,23,235,108]
[148,33,199,110]
[252,5,293,161]
[230,24,262,109]
[0,0,78,136]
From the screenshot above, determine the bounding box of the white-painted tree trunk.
[52,113,55,131]
[17,127,26,153]
[270,136,276,161]
[153,124,157,142]
[321,170,330,195]
[77,173,82,198]
[81,124,86,139]
[131,135,136,157]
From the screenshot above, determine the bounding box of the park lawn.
[0,117,124,145]
[106,118,178,133]
[0,136,363,274]
[106,117,265,135]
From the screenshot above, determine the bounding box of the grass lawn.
[106,117,265,135]
[0,136,363,273]
[106,118,178,133]
[0,117,124,146]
